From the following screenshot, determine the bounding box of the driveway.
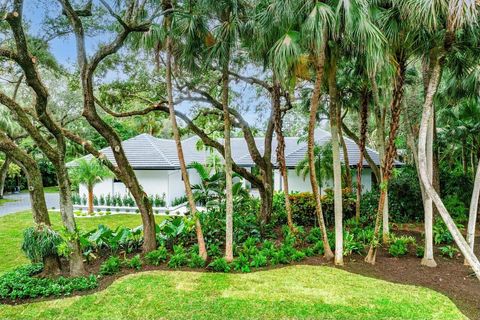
[0,192,60,216]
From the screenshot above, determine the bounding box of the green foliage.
[443,195,468,223]
[439,245,459,259]
[145,247,168,266]
[0,264,97,300]
[416,245,425,258]
[99,256,122,275]
[291,250,306,262]
[81,224,142,253]
[188,253,206,268]
[388,235,416,257]
[388,166,424,223]
[21,225,62,263]
[232,254,251,273]
[208,258,231,273]
[343,231,364,256]
[125,255,142,270]
[69,159,112,190]
[168,245,188,268]
[433,220,458,245]
[250,253,267,268]
[171,195,188,206]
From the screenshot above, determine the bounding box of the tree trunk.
[418,56,480,280]
[87,184,94,214]
[56,162,86,275]
[0,132,60,275]
[272,82,295,232]
[222,61,234,262]
[163,8,208,260]
[422,110,437,267]
[366,56,406,264]
[328,52,343,265]
[355,90,368,222]
[466,159,480,265]
[308,38,334,260]
[0,155,11,199]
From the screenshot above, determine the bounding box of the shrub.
[416,245,424,258]
[270,249,290,265]
[0,264,97,300]
[312,241,325,255]
[21,225,63,264]
[188,253,206,268]
[440,245,459,259]
[208,258,231,272]
[207,243,222,259]
[250,253,267,268]
[125,254,142,270]
[388,235,415,257]
[303,247,315,257]
[171,195,187,207]
[232,254,251,272]
[291,250,306,262]
[306,227,322,244]
[433,220,459,245]
[443,195,468,223]
[145,247,168,266]
[343,231,364,256]
[99,256,122,275]
[168,245,188,268]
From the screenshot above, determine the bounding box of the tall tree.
[59,0,158,253]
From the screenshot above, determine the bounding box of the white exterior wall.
[273,168,373,193]
[79,167,375,204]
[80,169,202,206]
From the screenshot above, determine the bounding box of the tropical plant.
[70,159,113,214]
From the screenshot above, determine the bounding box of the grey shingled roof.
[70,129,398,169]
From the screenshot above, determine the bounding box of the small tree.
[70,159,112,214]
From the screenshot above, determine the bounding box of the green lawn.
[0,212,465,319]
[0,198,14,206]
[0,266,464,319]
[0,211,145,274]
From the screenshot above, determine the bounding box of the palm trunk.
[355,90,368,222]
[222,62,234,262]
[421,110,437,267]
[465,159,480,265]
[272,81,295,232]
[366,56,406,264]
[0,155,11,199]
[418,56,480,280]
[328,52,343,265]
[164,6,208,260]
[308,38,334,260]
[87,184,94,214]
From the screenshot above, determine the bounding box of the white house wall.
[80,167,374,204]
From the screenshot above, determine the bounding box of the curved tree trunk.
[418,56,480,280]
[308,38,334,260]
[0,155,11,199]
[355,90,368,222]
[328,52,343,265]
[0,132,60,275]
[164,17,208,260]
[366,56,406,264]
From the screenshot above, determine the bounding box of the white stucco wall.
[79,167,375,205]
[273,168,373,193]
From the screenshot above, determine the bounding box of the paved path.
[0,192,60,216]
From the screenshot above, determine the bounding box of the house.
[73,128,390,206]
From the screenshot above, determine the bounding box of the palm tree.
[70,159,112,214]
[408,0,480,279]
[296,143,334,193]
[202,0,247,262]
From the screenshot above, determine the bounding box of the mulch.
[2,232,479,319]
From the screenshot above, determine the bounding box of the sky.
[22,1,270,128]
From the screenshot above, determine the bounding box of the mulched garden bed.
[2,231,479,319]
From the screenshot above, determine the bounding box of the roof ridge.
[144,134,174,166]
